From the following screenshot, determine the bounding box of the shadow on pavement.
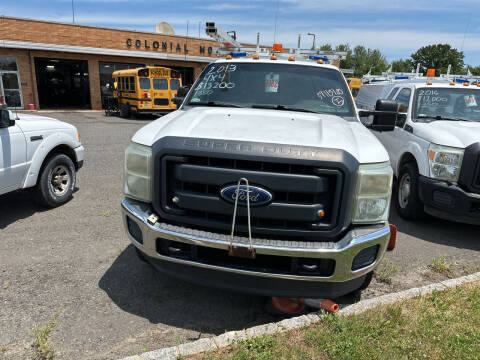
[98,245,278,334]
[0,190,47,229]
[389,206,480,252]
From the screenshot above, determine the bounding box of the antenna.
[273,0,279,43]
[71,0,75,24]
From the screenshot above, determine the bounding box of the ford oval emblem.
[220,184,273,207]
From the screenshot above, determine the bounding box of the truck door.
[374,87,413,175]
[0,117,27,195]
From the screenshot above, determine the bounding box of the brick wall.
[0,17,214,109]
[0,16,218,57]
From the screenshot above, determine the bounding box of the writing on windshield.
[185,62,354,116]
[414,87,480,122]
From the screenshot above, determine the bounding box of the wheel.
[34,154,76,208]
[120,103,131,118]
[395,162,425,219]
[134,247,148,263]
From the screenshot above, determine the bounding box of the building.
[0,16,219,110]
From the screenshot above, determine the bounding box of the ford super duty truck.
[357,78,480,225]
[121,56,398,298]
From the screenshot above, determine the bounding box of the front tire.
[395,162,425,219]
[34,154,76,208]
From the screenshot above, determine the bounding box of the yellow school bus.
[112,66,182,117]
[347,78,362,100]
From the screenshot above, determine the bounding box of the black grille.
[459,143,480,194]
[154,98,170,106]
[156,238,335,276]
[159,155,344,241]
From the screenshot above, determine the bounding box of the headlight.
[427,144,464,182]
[353,162,393,224]
[124,142,153,202]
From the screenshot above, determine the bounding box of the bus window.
[153,78,168,90]
[139,78,150,90]
[170,79,180,90]
[129,77,135,92]
[120,77,125,91]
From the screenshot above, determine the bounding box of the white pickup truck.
[121,57,399,298]
[0,108,84,207]
[357,79,480,225]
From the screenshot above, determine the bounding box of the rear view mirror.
[0,109,14,128]
[358,99,398,132]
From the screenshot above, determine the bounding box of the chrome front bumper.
[121,198,390,283]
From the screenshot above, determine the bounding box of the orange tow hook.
[304,298,339,313]
[387,224,397,251]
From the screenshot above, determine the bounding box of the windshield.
[185,62,354,116]
[414,87,480,122]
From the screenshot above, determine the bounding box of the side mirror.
[172,86,190,108]
[172,97,184,107]
[358,99,398,132]
[0,109,14,128]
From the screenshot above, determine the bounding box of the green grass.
[195,282,480,360]
[429,256,456,277]
[100,211,111,217]
[374,258,400,284]
[32,314,57,360]
[1,345,10,353]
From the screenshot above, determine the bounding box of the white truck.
[121,57,399,298]
[0,108,84,207]
[357,78,480,225]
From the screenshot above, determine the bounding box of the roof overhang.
[0,40,217,63]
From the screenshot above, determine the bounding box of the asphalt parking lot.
[1,111,479,359]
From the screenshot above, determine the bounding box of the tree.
[468,66,480,76]
[347,45,388,77]
[319,44,333,51]
[391,58,413,73]
[410,44,464,75]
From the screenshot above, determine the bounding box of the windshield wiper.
[417,115,469,122]
[188,101,242,108]
[251,104,320,114]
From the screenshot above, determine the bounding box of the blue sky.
[2,0,480,66]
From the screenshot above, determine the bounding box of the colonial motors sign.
[126,38,213,55]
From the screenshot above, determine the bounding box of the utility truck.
[121,48,400,298]
[357,74,480,225]
[0,107,84,206]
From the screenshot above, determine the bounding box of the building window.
[0,56,18,71]
[0,56,23,108]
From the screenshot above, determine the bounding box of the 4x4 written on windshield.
[187,62,354,116]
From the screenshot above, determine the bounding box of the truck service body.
[357,79,480,225]
[122,58,395,298]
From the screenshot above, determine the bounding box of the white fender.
[397,139,430,177]
[22,131,79,188]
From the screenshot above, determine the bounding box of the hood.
[413,120,480,148]
[13,112,76,133]
[132,107,389,164]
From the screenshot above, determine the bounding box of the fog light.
[127,217,143,244]
[352,245,379,271]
